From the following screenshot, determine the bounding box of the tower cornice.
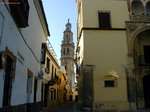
[61,43,74,47]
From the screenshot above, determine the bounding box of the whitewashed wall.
[0,0,48,107]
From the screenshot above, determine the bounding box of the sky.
[42,0,77,64]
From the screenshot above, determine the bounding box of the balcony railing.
[48,80,56,86]
[48,74,59,86]
[130,15,150,22]
[9,0,29,28]
[135,55,150,66]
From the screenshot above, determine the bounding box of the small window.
[41,43,46,64]
[54,68,56,79]
[104,80,115,87]
[45,58,50,73]
[144,46,150,64]
[63,48,66,55]
[66,35,69,42]
[67,48,69,55]
[34,78,38,102]
[98,12,111,29]
[27,69,33,94]
[52,65,54,79]
[65,66,67,71]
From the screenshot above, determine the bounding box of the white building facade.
[0,0,50,112]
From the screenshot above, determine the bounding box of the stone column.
[82,66,94,110]
[127,69,137,110]
[137,77,145,109]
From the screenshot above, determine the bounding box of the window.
[3,55,15,106]
[54,68,57,79]
[104,80,115,87]
[65,66,67,71]
[67,48,69,55]
[3,47,16,106]
[144,46,150,64]
[34,78,38,102]
[27,69,33,103]
[52,65,54,79]
[9,0,30,27]
[63,48,66,55]
[77,47,80,53]
[103,73,118,88]
[45,58,50,73]
[41,43,46,64]
[98,12,111,29]
[50,88,56,100]
[66,35,69,42]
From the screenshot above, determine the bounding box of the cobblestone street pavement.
[42,102,150,112]
[42,102,76,112]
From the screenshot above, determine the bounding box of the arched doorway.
[143,75,150,108]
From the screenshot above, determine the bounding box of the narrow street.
[1,0,150,112]
[42,102,150,112]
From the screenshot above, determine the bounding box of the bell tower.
[61,19,75,86]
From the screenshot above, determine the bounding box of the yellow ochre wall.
[84,31,129,111]
[81,0,129,28]
[77,0,130,111]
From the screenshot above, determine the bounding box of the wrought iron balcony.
[9,0,29,28]
[135,55,150,66]
[48,79,57,86]
[48,75,59,86]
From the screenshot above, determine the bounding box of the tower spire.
[65,19,71,31]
